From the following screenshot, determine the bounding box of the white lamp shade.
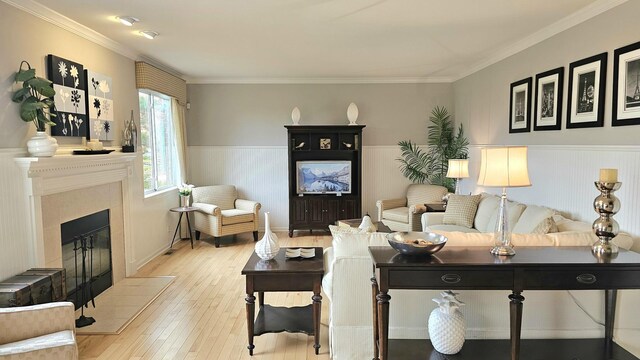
[477,147,531,187]
[446,159,469,178]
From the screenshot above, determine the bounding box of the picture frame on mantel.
[566,52,607,129]
[509,77,532,133]
[534,67,563,131]
[612,40,640,127]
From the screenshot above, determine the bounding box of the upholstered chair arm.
[235,199,261,214]
[376,198,407,221]
[0,302,75,344]
[409,204,426,214]
[192,202,222,216]
[421,212,446,231]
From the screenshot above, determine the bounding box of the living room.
[1,0,639,359]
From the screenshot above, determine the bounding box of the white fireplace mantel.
[15,153,137,276]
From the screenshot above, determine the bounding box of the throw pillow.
[530,217,558,234]
[442,194,482,228]
[328,225,367,238]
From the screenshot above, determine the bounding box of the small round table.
[169,206,197,249]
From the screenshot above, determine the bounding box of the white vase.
[27,131,58,157]
[180,194,190,207]
[291,107,301,125]
[428,291,466,354]
[255,212,279,260]
[347,102,359,125]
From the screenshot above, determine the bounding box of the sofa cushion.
[486,200,526,233]
[442,194,482,228]
[512,205,555,234]
[474,194,501,232]
[426,225,480,233]
[382,207,410,223]
[553,214,592,232]
[220,209,254,225]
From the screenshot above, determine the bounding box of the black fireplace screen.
[61,209,113,309]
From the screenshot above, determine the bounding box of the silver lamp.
[477,147,531,256]
[446,159,469,195]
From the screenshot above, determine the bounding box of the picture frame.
[296,161,351,194]
[534,67,564,131]
[85,70,114,140]
[47,55,88,137]
[319,138,331,149]
[612,40,640,127]
[566,52,607,129]
[509,77,532,133]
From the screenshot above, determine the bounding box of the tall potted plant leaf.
[397,106,468,192]
[12,61,58,157]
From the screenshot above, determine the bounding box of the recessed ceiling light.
[116,16,139,26]
[140,30,159,40]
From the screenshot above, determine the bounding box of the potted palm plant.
[397,106,468,192]
[12,61,58,157]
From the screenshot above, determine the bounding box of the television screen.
[296,161,351,194]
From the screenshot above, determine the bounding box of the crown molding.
[184,76,454,85]
[453,0,628,82]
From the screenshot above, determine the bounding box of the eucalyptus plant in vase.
[12,61,58,157]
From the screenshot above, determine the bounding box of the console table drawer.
[389,270,513,289]
[523,269,640,290]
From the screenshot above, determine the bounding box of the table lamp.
[446,159,469,194]
[477,147,531,256]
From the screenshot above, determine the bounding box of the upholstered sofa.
[322,207,634,360]
[376,184,448,232]
[0,302,78,360]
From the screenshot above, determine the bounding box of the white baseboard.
[135,244,170,272]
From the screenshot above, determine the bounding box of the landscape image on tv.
[296,161,351,194]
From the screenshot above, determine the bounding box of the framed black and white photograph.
[509,77,532,133]
[47,55,88,137]
[534,67,563,131]
[612,40,640,126]
[566,53,607,129]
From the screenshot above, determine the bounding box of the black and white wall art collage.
[47,55,114,140]
[509,39,640,133]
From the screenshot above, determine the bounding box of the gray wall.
[453,0,640,146]
[0,2,136,148]
[186,83,453,146]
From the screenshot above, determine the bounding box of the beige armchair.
[376,184,448,231]
[192,185,261,248]
[0,302,78,360]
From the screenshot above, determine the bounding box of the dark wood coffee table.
[241,247,324,356]
[369,246,640,360]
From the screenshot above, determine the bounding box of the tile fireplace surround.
[15,153,136,281]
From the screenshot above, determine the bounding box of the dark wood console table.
[369,246,640,360]
[241,247,324,356]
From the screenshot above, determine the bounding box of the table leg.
[246,293,256,355]
[371,276,379,360]
[170,213,183,249]
[185,212,194,249]
[376,290,390,360]
[509,291,525,360]
[258,292,264,307]
[312,284,322,355]
[605,289,617,349]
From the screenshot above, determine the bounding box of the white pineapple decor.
[428,290,466,354]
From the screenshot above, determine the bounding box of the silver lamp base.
[490,245,516,256]
[591,240,619,256]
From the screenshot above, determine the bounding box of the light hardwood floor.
[78,232,333,360]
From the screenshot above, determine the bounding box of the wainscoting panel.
[0,149,32,280]
[463,145,640,249]
[188,145,414,231]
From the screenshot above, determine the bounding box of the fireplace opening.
[61,209,113,309]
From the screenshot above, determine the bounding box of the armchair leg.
[253,231,259,242]
[195,231,201,240]
[214,237,220,248]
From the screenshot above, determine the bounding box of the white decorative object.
[347,102,359,125]
[255,212,280,260]
[291,107,301,125]
[358,215,376,233]
[27,131,58,157]
[428,291,465,354]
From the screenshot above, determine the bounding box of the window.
[139,90,179,195]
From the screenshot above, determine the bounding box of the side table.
[425,203,446,212]
[241,247,324,356]
[169,206,197,249]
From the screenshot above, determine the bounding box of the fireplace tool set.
[73,234,96,327]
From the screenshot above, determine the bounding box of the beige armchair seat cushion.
[220,209,254,225]
[381,207,410,223]
[377,184,448,232]
[0,330,77,359]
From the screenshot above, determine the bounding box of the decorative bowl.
[386,232,447,256]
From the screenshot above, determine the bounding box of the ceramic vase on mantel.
[428,291,466,355]
[27,131,58,157]
[255,212,279,261]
